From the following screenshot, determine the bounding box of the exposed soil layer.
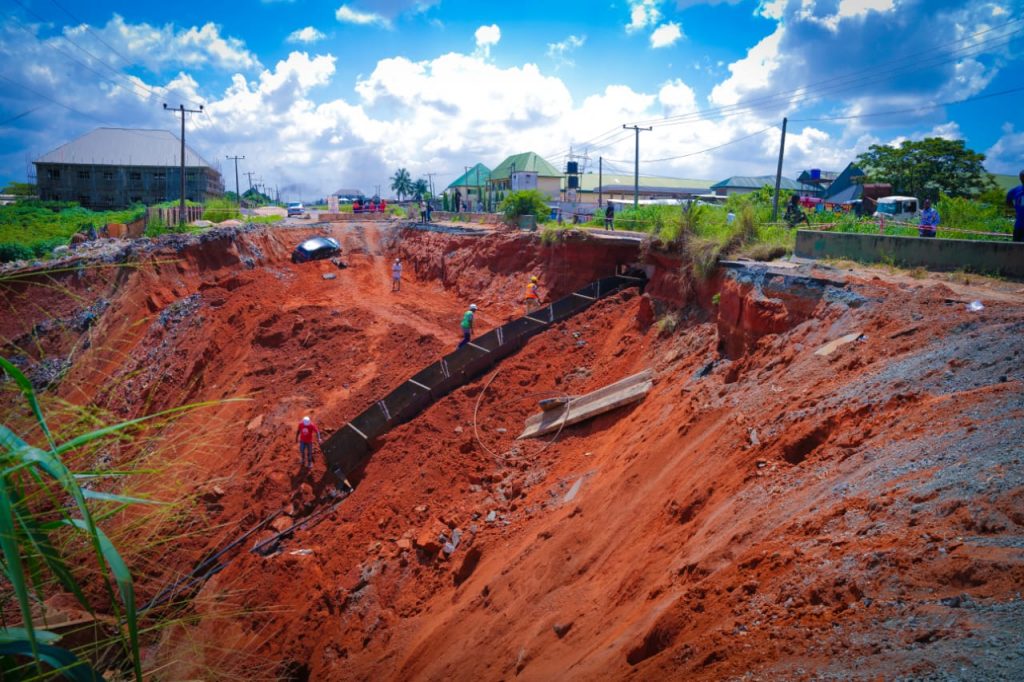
[3,222,1023,680]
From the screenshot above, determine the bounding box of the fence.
[320,274,640,486]
[147,205,205,225]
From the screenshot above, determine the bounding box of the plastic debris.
[322,273,337,280]
[967,300,984,312]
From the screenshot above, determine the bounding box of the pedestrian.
[1007,169,1024,243]
[726,210,736,225]
[918,199,939,238]
[353,198,362,214]
[524,275,541,314]
[604,203,614,229]
[392,258,402,292]
[784,194,810,228]
[295,416,321,470]
[425,199,433,223]
[418,199,425,224]
[454,189,462,213]
[458,304,477,349]
[379,198,387,213]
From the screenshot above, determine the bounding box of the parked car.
[287,202,305,217]
[291,237,340,263]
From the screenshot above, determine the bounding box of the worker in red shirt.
[295,416,321,470]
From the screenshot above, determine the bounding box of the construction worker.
[295,416,321,470]
[524,275,541,313]
[392,258,403,292]
[458,304,477,349]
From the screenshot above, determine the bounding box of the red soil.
[3,223,1023,680]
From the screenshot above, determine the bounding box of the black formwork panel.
[500,316,549,346]
[322,426,370,481]
[443,342,491,376]
[593,275,628,298]
[549,293,594,323]
[471,328,504,353]
[379,380,432,425]
[410,360,449,392]
[350,402,391,442]
[574,280,600,299]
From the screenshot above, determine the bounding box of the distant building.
[447,163,491,209]
[576,172,712,204]
[796,168,839,195]
[488,152,562,199]
[33,127,223,209]
[710,175,817,197]
[333,188,365,202]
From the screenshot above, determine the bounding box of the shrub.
[499,190,550,221]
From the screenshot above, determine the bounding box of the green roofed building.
[488,152,562,199]
[446,163,490,210]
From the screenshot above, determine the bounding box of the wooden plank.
[518,370,653,439]
[814,331,864,356]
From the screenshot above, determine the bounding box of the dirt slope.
[3,223,1023,680]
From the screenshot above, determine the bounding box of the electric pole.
[771,117,788,223]
[623,124,652,209]
[426,173,438,198]
[163,103,203,226]
[226,155,244,206]
[598,156,603,209]
[244,171,256,192]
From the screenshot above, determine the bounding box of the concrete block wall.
[795,230,1024,279]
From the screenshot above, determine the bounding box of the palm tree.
[390,168,412,201]
[411,178,429,200]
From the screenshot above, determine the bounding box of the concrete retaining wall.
[795,230,1024,279]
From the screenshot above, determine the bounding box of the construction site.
[2,217,1024,680]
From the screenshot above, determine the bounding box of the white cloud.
[650,22,683,48]
[84,15,260,72]
[287,27,326,44]
[546,34,585,67]
[474,24,501,59]
[984,123,1024,174]
[335,5,393,29]
[626,0,662,33]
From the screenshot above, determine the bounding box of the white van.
[873,196,919,222]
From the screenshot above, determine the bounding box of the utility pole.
[243,171,256,193]
[163,103,203,226]
[771,117,788,223]
[226,155,244,205]
[426,173,438,198]
[623,124,652,209]
[598,156,603,208]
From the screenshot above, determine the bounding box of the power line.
[789,84,1024,122]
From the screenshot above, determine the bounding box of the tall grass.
[0,355,237,680]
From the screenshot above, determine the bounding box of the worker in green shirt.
[458,304,477,348]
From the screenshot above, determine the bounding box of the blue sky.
[1,0,1022,199]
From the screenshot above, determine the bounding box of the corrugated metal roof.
[447,163,491,189]
[489,152,560,180]
[824,184,862,204]
[710,175,813,191]
[578,173,712,192]
[333,188,364,197]
[34,128,213,168]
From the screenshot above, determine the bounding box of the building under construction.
[33,127,224,209]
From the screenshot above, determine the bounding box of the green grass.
[0,202,145,263]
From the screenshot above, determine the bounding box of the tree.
[2,181,36,196]
[390,168,412,201]
[411,178,429,199]
[855,137,996,200]
[499,189,550,220]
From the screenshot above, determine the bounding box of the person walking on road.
[1007,170,1024,243]
[458,304,477,349]
[604,204,614,229]
[392,258,403,292]
[425,199,433,223]
[524,275,541,313]
[296,416,321,470]
[918,199,940,238]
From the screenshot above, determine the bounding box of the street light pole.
[623,124,652,210]
[226,154,245,207]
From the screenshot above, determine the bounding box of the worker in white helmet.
[295,416,321,470]
[458,304,477,349]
